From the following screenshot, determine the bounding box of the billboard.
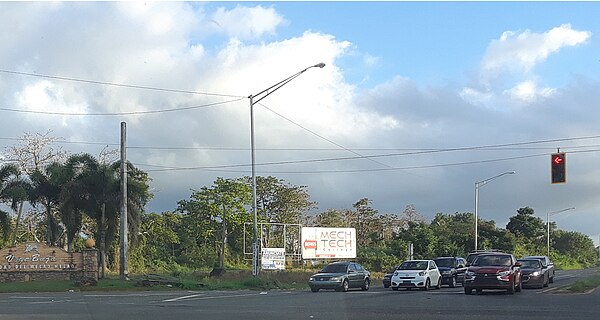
[261,248,285,270]
[301,227,356,259]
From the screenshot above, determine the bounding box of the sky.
[1,1,600,246]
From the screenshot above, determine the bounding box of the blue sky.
[1,1,600,245]
[213,1,600,88]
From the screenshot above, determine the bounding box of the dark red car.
[463,253,522,295]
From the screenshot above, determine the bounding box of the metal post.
[250,95,259,277]
[120,121,128,280]
[473,171,515,252]
[474,182,479,251]
[248,63,325,277]
[546,207,575,258]
[547,212,550,257]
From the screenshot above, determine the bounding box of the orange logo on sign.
[303,239,317,249]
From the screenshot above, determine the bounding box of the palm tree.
[0,163,32,247]
[59,154,151,278]
[30,162,68,246]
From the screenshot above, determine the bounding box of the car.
[517,258,547,289]
[464,253,522,295]
[308,261,371,292]
[523,255,555,283]
[390,260,441,291]
[382,265,398,288]
[434,257,467,287]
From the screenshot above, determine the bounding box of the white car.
[390,260,442,291]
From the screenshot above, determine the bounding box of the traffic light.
[551,153,566,184]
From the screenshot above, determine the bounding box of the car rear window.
[472,255,512,266]
[398,261,428,270]
[321,264,347,273]
[434,258,456,267]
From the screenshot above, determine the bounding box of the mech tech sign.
[301,227,356,259]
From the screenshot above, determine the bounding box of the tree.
[5,131,68,175]
[249,176,316,249]
[313,209,346,227]
[29,162,68,246]
[506,207,545,239]
[178,177,251,269]
[0,163,32,247]
[252,176,316,224]
[58,154,151,277]
[0,164,22,244]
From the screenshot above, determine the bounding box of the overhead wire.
[0,69,243,98]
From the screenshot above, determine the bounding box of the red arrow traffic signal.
[551,153,566,184]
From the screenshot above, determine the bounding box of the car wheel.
[507,282,515,294]
[392,287,399,291]
[310,287,319,293]
[361,278,370,291]
[549,275,554,284]
[450,276,456,288]
[341,279,349,292]
[384,284,390,288]
[422,278,430,291]
[464,287,473,295]
[543,275,549,287]
[436,277,441,289]
[515,279,522,292]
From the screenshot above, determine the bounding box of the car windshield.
[518,260,542,268]
[320,264,347,273]
[472,255,512,266]
[398,261,428,270]
[434,258,455,267]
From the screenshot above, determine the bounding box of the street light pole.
[249,62,326,276]
[474,171,515,251]
[547,207,575,257]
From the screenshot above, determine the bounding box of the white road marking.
[162,292,263,302]
[162,293,206,302]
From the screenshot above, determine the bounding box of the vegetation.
[1,132,598,281]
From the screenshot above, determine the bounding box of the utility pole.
[120,121,128,280]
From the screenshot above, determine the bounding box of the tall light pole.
[249,62,326,276]
[474,171,515,251]
[547,207,575,256]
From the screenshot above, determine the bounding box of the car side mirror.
[458,265,465,268]
[466,263,471,267]
[514,262,522,268]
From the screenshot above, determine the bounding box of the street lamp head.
[313,62,326,68]
[508,171,516,174]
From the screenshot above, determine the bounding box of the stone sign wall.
[0,242,98,283]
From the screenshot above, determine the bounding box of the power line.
[0,69,244,98]
[0,97,245,116]
[2,134,600,152]
[137,148,600,174]
[258,102,395,170]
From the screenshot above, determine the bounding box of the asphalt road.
[0,268,598,320]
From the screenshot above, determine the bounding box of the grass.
[565,274,600,293]
[0,270,312,293]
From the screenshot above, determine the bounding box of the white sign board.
[261,248,285,270]
[301,227,356,259]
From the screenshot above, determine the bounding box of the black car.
[523,255,555,283]
[382,266,398,288]
[518,258,547,289]
[433,257,467,287]
[308,261,371,292]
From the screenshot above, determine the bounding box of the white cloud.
[482,24,590,74]
[503,80,556,104]
[212,4,286,40]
